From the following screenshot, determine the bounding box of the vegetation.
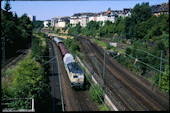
[68,2,169,93]
[33,20,44,30]
[90,84,104,104]
[2,32,49,110]
[63,37,80,56]
[1,1,33,59]
[98,104,110,111]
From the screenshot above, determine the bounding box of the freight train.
[53,37,84,88]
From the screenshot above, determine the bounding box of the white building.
[43,20,51,27]
[70,16,81,27]
[29,15,36,23]
[69,9,131,27]
[80,15,89,27]
[70,13,94,27]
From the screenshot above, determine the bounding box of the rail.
[50,39,65,111]
[76,55,125,111]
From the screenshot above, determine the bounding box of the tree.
[125,2,152,39]
[4,0,11,12]
[108,7,111,11]
[131,2,152,24]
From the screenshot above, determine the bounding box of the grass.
[98,104,110,111]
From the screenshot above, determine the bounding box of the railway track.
[81,37,169,111]
[49,36,99,111]
[48,39,64,111]
[80,38,137,110]
[2,49,30,70]
[73,90,92,111]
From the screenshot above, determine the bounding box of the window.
[73,75,78,78]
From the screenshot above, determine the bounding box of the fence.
[1,98,35,112]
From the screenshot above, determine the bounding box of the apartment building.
[70,9,131,27]
[58,17,70,27]
[70,13,94,27]
[29,15,36,23]
[43,20,51,27]
[151,2,169,16]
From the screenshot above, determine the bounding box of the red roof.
[104,10,111,16]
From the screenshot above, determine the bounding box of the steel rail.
[88,39,169,110]
[82,39,138,110]
[50,39,65,111]
[96,58,148,111]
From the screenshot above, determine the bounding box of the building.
[51,17,57,27]
[151,2,169,16]
[43,20,51,28]
[69,8,131,27]
[70,13,94,27]
[58,17,70,27]
[29,15,36,23]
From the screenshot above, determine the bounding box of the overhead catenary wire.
[65,41,109,111]
[108,44,169,76]
[128,47,169,63]
[85,72,109,111]
[123,53,169,76]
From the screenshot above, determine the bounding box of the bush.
[99,104,109,111]
[106,44,112,50]
[122,39,126,43]
[90,84,104,103]
[11,57,48,98]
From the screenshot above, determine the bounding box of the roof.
[158,3,169,12]
[150,2,169,13]
[72,12,95,17]
[104,10,111,16]
[67,62,84,74]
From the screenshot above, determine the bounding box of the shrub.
[122,39,126,43]
[99,104,109,111]
[90,84,104,103]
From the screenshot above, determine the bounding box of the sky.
[1,0,169,21]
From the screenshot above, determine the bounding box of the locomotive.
[53,37,84,88]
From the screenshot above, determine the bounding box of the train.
[53,36,84,88]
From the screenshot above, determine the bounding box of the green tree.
[131,2,152,24]
[108,7,111,11]
[125,2,152,39]
[4,0,11,12]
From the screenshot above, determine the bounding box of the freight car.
[53,37,84,88]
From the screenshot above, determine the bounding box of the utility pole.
[159,50,163,87]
